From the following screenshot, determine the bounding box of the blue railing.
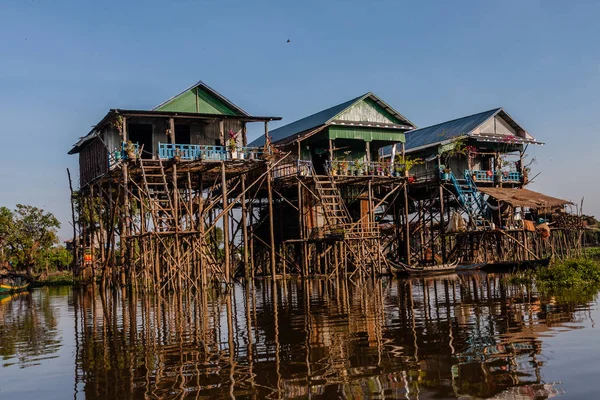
[467,170,521,183]
[501,171,521,183]
[108,142,140,168]
[157,143,264,161]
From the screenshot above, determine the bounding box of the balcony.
[467,169,521,184]
[326,160,408,177]
[273,160,313,179]
[108,142,140,169]
[157,143,264,161]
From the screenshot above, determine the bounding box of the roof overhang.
[404,133,543,155]
[68,109,281,155]
[329,120,415,131]
[479,187,572,209]
[471,133,544,146]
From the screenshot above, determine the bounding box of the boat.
[481,257,551,272]
[456,262,487,271]
[0,275,31,294]
[390,260,459,276]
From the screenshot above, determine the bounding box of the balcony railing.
[273,160,313,179]
[108,142,140,169]
[326,160,407,177]
[157,143,264,161]
[467,169,521,184]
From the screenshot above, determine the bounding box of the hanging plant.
[113,115,124,136]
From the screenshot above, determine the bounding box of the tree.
[0,206,12,265]
[6,204,60,276]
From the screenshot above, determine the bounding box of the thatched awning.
[479,187,571,209]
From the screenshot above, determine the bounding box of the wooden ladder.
[140,158,177,232]
[312,175,352,228]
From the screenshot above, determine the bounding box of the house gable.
[474,114,518,137]
[153,82,247,116]
[334,97,403,125]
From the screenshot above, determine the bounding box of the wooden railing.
[273,160,313,179]
[325,160,407,177]
[323,222,380,239]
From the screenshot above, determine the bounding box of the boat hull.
[0,282,30,293]
[390,260,459,276]
[481,258,551,272]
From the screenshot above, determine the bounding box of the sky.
[1,0,599,238]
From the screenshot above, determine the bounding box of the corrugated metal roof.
[249,92,415,147]
[381,108,520,156]
[479,187,572,209]
[405,108,501,151]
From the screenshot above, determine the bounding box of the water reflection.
[67,274,592,399]
[0,288,63,368]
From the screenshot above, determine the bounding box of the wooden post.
[221,162,230,282]
[297,141,306,277]
[67,168,79,277]
[404,183,411,265]
[169,117,175,144]
[439,185,446,262]
[219,120,225,146]
[368,180,373,224]
[241,174,250,280]
[267,165,277,279]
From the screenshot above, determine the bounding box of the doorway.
[175,124,191,145]
[128,123,153,159]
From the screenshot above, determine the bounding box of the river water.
[1,273,599,399]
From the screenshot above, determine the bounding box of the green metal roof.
[153,81,248,116]
[248,92,415,147]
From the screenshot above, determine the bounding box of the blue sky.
[1,0,599,237]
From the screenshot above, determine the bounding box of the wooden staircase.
[312,174,384,273]
[313,175,352,228]
[140,159,177,232]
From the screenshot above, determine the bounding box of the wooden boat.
[481,257,551,272]
[390,260,459,276]
[0,275,30,294]
[456,262,487,271]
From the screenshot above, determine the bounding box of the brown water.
[1,273,599,399]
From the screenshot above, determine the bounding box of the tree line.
[0,204,71,276]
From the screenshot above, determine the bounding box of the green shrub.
[536,258,600,290]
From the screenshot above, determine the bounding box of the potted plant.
[227,129,238,159]
[125,140,137,160]
[402,156,423,178]
[440,166,451,180]
[353,159,364,176]
[339,159,348,175]
[173,148,182,162]
[394,164,403,177]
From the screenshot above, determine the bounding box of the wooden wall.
[79,138,108,187]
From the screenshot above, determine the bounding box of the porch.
[109,141,265,168]
[468,169,521,184]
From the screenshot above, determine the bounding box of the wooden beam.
[169,117,176,144]
[221,162,230,282]
[267,166,276,279]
